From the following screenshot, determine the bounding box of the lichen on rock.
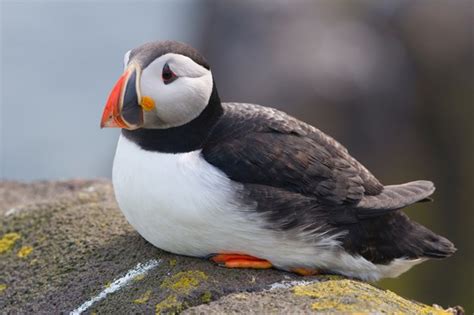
[17,245,33,258]
[133,289,152,304]
[152,270,209,313]
[160,270,208,295]
[0,232,21,254]
[155,295,182,314]
[201,291,212,304]
[293,279,452,314]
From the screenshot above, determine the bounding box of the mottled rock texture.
[0,180,463,314]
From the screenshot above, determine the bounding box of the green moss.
[0,284,6,293]
[293,279,452,314]
[133,289,152,304]
[133,274,145,281]
[201,291,212,303]
[155,295,183,314]
[160,270,208,295]
[0,232,21,254]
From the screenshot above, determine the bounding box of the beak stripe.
[100,71,130,128]
[101,64,144,129]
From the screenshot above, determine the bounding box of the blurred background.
[1,0,472,311]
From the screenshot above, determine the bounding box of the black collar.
[122,83,223,153]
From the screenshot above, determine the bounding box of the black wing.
[202,103,453,264]
[203,103,434,221]
[203,103,382,203]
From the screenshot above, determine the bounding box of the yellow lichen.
[0,284,6,293]
[293,279,452,315]
[155,294,183,314]
[169,259,177,267]
[232,293,248,301]
[201,291,212,303]
[133,274,145,281]
[160,270,208,295]
[133,289,152,304]
[0,232,21,254]
[17,246,33,258]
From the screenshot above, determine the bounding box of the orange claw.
[210,253,273,269]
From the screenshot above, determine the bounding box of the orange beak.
[100,64,143,129]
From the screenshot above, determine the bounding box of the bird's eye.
[162,63,177,84]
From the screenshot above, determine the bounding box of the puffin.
[100,40,455,281]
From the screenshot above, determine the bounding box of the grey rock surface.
[0,180,462,314]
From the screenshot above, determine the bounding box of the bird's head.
[100,41,214,130]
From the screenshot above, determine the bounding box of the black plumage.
[122,40,456,266]
[202,103,456,264]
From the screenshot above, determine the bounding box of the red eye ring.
[162,63,177,84]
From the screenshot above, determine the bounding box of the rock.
[0,180,463,314]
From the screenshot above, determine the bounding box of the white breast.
[112,134,247,257]
[112,134,422,281]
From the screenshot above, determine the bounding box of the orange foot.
[210,253,273,269]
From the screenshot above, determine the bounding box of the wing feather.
[204,103,383,207]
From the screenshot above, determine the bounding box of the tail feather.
[341,211,456,265]
[415,225,457,259]
[356,180,435,219]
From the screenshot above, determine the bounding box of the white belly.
[113,134,251,257]
[111,134,421,281]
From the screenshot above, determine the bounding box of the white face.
[130,52,213,129]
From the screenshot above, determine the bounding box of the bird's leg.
[210,253,273,269]
[209,254,320,275]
